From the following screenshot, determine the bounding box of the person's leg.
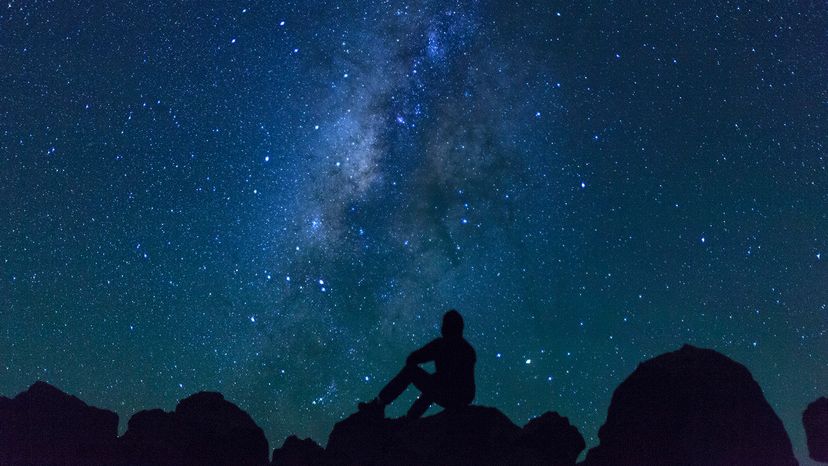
[405,369,439,419]
[378,364,430,405]
[406,394,433,419]
[408,368,437,396]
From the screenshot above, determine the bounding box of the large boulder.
[118,408,183,464]
[389,406,522,465]
[326,406,521,465]
[119,391,269,465]
[803,397,828,462]
[272,435,325,465]
[509,411,585,465]
[0,381,119,465]
[325,407,397,464]
[326,405,584,465]
[583,345,797,466]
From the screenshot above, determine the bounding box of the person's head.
[441,309,464,338]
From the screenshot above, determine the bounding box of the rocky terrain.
[581,344,797,466]
[804,397,828,463]
[0,345,820,465]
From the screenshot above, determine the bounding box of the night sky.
[1,0,826,462]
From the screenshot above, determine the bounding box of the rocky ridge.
[0,345,816,465]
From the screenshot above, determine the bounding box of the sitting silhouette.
[359,309,476,419]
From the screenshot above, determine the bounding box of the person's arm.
[406,338,440,366]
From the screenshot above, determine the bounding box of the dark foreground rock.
[510,411,586,465]
[119,391,269,466]
[118,408,184,464]
[0,344,806,465]
[0,381,119,465]
[804,397,828,462]
[324,405,584,465]
[582,344,798,466]
[272,435,325,465]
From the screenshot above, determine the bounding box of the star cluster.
[1,0,826,461]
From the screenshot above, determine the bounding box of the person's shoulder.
[461,337,476,353]
[426,337,444,348]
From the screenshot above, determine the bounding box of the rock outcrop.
[119,391,269,466]
[118,408,184,464]
[0,345,807,465]
[510,411,585,465]
[582,344,798,466]
[324,405,584,465]
[0,381,119,465]
[271,435,325,465]
[804,397,828,462]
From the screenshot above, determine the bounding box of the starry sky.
[1,0,826,462]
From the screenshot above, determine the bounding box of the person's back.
[433,335,476,407]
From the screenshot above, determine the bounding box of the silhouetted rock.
[0,345,802,465]
[509,411,585,465]
[328,405,574,465]
[393,406,522,465]
[118,408,183,465]
[325,408,397,464]
[583,344,797,466]
[119,391,269,466]
[0,381,119,465]
[803,397,828,462]
[176,392,269,465]
[272,435,325,466]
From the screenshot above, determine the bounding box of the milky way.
[1,0,826,461]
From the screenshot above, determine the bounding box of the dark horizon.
[1,0,826,464]
[0,344,811,465]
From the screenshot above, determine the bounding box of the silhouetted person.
[358,309,476,419]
